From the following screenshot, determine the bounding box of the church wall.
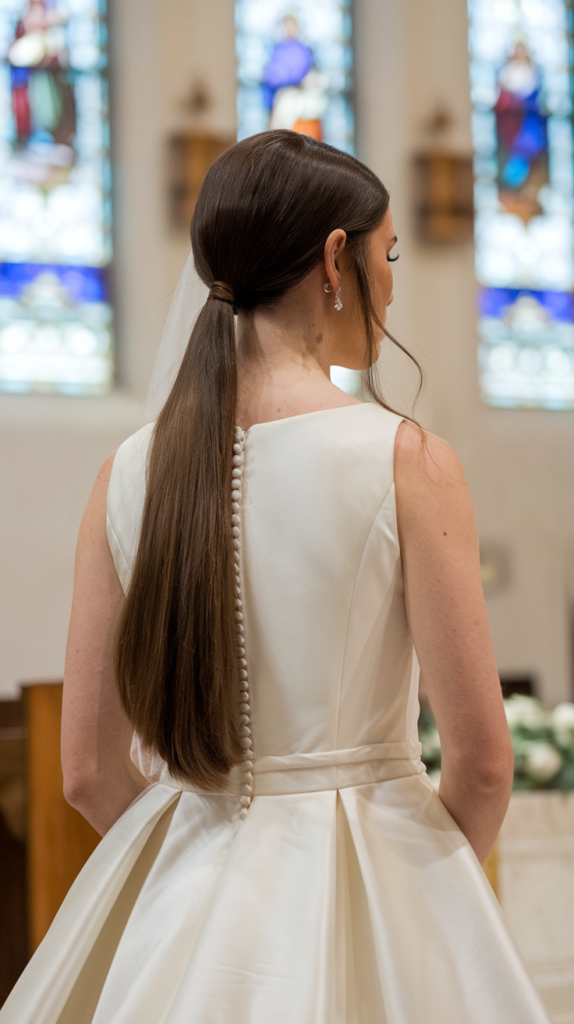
[0,0,572,704]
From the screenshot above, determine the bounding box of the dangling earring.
[334,286,343,311]
[323,282,332,293]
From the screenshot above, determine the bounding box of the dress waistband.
[159,740,424,797]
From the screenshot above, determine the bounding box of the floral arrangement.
[418,695,574,792]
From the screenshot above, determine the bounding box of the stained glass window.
[468,0,574,409]
[0,0,112,395]
[235,0,354,155]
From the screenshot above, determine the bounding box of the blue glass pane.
[0,0,113,395]
[479,287,574,322]
[0,262,109,302]
[235,0,354,154]
[469,0,574,409]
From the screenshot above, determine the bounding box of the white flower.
[504,695,550,732]
[552,703,574,750]
[523,741,562,783]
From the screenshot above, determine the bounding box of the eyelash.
[387,253,400,263]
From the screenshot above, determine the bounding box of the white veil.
[143,251,209,424]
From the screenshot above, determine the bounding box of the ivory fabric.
[1,403,550,1023]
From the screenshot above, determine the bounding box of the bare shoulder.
[78,450,118,547]
[97,449,118,486]
[93,450,118,499]
[394,421,476,543]
[395,420,466,487]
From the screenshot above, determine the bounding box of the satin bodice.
[106,404,420,767]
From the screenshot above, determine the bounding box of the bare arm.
[61,453,149,836]
[395,421,514,864]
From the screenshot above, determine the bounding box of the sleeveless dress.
[1,403,551,1024]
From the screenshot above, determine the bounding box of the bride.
[1,129,549,1023]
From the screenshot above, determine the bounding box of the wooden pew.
[0,698,27,1005]
[23,682,100,952]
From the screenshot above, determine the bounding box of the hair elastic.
[208,281,235,305]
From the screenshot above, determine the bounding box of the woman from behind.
[1,130,549,1023]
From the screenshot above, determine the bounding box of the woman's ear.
[323,228,347,293]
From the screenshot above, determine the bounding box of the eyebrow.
[390,236,398,245]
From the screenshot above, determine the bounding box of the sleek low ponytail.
[114,129,421,788]
[115,294,243,787]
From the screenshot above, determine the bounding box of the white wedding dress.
[1,402,551,1024]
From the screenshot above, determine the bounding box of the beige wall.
[1,0,572,703]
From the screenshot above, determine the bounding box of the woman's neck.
[235,304,360,430]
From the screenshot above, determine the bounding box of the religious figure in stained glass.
[236,0,354,154]
[468,0,574,409]
[495,41,549,222]
[8,0,76,190]
[0,0,113,396]
[262,16,327,141]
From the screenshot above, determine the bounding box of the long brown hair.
[114,130,422,788]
